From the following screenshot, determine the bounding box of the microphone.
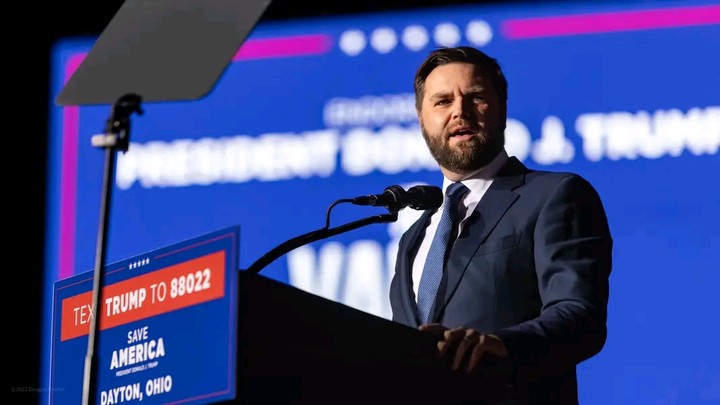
[352,185,443,211]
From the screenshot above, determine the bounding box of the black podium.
[232,272,508,404]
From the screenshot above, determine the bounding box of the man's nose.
[451,97,475,120]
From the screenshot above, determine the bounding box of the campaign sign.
[49,226,240,405]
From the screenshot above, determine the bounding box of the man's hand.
[419,324,508,372]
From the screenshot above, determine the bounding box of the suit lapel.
[436,157,527,314]
[396,209,434,327]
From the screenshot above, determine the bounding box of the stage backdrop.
[44,0,719,403]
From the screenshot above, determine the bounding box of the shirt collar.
[441,148,509,196]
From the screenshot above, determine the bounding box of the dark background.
[13,0,581,397]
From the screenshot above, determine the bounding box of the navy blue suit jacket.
[390,157,612,404]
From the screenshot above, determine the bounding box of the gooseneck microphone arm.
[245,210,397,275]
[243,184,441,275]
[325,198,353,229]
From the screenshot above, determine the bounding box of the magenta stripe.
[502,5,720,39]
[58,53,85,280]
[233,34,332,60]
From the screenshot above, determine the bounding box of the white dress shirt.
[412,149,509,301]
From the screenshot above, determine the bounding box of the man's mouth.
[449,127,477,141]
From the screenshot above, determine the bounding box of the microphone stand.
[245,211,398,274]
[82,94,143,405]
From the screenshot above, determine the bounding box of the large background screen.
[44,0,719,403]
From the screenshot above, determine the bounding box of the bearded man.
[389,46,613,405]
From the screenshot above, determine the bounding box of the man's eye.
[435,99,450,106]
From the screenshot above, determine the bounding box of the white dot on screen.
[339,29,367,56]
[466,20,493,46]
[402,25,429,51]
[434,23,461,47]
[371,27,398,54]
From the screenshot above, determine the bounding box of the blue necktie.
[416,182,468,324]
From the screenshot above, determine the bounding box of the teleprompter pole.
[81,94,143,405]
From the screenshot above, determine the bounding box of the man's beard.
[421,122,505,173]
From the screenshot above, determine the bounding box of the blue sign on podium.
[50,226,240,404]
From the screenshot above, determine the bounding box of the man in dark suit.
[389,46,612,404]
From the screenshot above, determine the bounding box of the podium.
[234,272,508,404]
[50,227,508,404]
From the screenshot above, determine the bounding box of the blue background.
[43,0,719,403]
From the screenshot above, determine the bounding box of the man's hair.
[413,46,508,111]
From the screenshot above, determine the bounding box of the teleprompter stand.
[54,1,273,404]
